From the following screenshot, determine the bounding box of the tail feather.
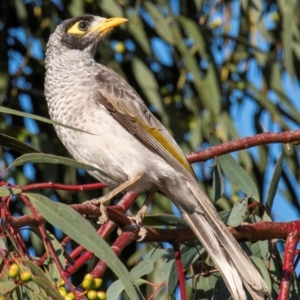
[181,179,271,300]
[183,212,246,299]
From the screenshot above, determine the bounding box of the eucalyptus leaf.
[250,240,270,259]
[227,197,248,227]
[0,106,92,134]
[25,193,143,300]
[132,57,169,125]
[142,214,187,226]
[165,245,202,295]
[0,281,16,294]
[0,133,40,154]
[143,1,174,44]
[32,277,64,300]
[0,186,22,197]
[211,159,224,202]
[209,134,260,201]
[249,256,272,292]
[107,248,169,299]
[9,153,113,181]
[265,153,283,211]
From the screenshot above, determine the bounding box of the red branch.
[172,241,186,300]
[21,182,106,192]
[19,194,76,295]
[63,192,138,277]
[187,130,300,163]
[278,232,300,300]
[6,205,300,243]
[2,129,300,298]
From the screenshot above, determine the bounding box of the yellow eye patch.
[67,20,89,35]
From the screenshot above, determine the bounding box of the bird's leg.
[85,174,142,223]
[120,185,157,241]
[130,185,158,226]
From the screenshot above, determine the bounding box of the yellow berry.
[114,42,125,53]
[59,287,67,297]
[96,291,106,300]
[92,278,102,290]
[236,82,246,90]
[20,271,32,282]
[270,12,280,22]
[8,263,20,278]
[65,292,75,300]
[57,279,65,287]
[84,273,93,281]
[209,18,222,29]
[87,290,97,300]
[82,278,93,290]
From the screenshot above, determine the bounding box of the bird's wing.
[94,64,270,299]
[94,65,194,175]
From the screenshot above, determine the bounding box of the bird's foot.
[128,209,146,228]
[84,198,109,224]
[118,221,148,242]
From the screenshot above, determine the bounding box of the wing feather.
[94,64,270,299]
[95,65,193,174]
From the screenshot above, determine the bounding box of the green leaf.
[250,256,272,292]
[0,281,16,294]
[265,152,283,211]
[28,291,50,300]
[178,16,221,116]
[25,259,64,300]
[0,187,22,197]
[107,248,169,298]
[32,277,64,300]
[25,193,143,300]
[165,245,202,295]
[14,0,27,20]
[23,259,53,286]
[128,15,152,55]
[68,0,84,16]
[143,1,174,44]
[218,210,231,223]
[269,63,300,122]
[9,153,113,181]
[250,240,270,260]
[46,233,66,282]
[143,214,187,227]
[194,271,218,299]
[99,0,123,17]
[132,57,169,125]
[209,134,260,201]
[278,0,296,78]
[262,212,273,222]
[227,197,248,227]
[171,22,221,116]
[0,133,40,154]
[246,83,289,130]
[211,159,224,202]
[0,106,92,134]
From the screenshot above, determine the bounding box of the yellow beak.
[91,17,128,34]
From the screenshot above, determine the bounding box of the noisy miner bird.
[45,15,271,300]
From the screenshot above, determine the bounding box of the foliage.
[0,0,300,299]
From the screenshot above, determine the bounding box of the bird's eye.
[78,21,88,31]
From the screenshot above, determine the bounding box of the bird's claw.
[117,221,148,242]
[83,198,109,223]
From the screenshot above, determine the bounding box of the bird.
[44,14,271,300]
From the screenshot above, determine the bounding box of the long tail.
[173,178,271,300]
